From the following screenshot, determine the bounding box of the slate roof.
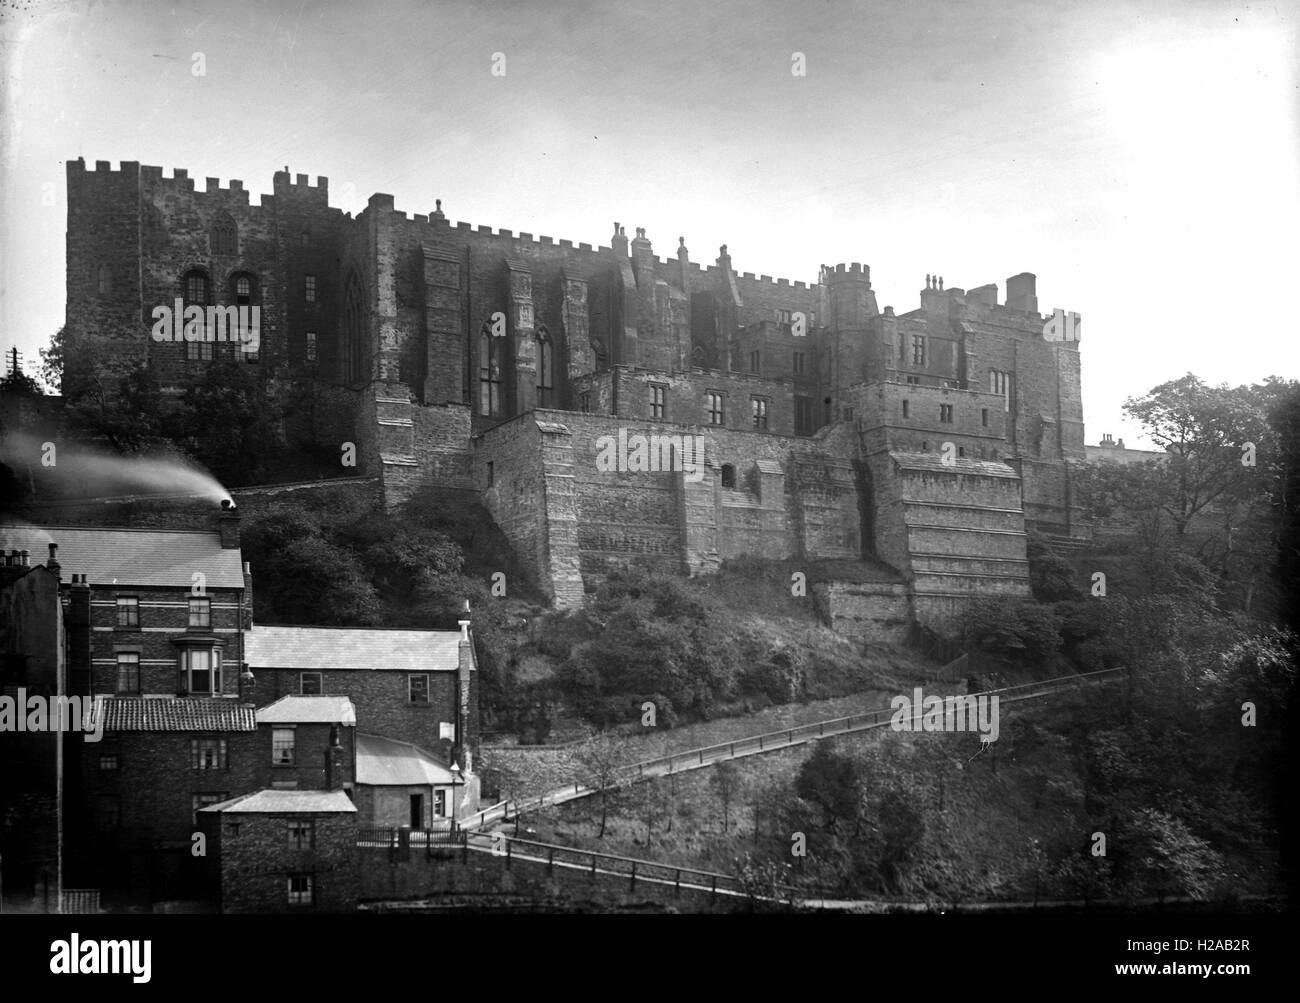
[246,625,466,672]
[891,452,1021,479]
[355,732,458,787]
[0,525,244,589]
[102,697,257,732]
[199,789,357,814]
[256,695,357,726]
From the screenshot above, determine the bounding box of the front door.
[409,793,424,830]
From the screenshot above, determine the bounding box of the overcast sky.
[2,0,1296,447]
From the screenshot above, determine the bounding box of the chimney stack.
[326,724,345,790]
[219,499,240,550]
[47,542,60,579]
[1006,272,1038,314]
[238,663,256,704]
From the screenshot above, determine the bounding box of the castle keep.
[65,158,1088,632]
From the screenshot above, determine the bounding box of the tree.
[38,326,65,393]
[177,359,282,486]
[711,761,741,834]
[574,732,626,839]
[796,742,861,834]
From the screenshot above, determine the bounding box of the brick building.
[197,788,359,913]
[63,158,1091,633]
[0,512,481,908]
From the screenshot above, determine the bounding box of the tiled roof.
[0,525,244,589]
[103,697,257,732]
[256,695,357,726]
[200,789,357,814]
[356,732,457,787]
[246,625,466,672]
[891,452,1021,479]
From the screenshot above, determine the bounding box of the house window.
[232,274,254,304]
[116,596,139,628]
[720,464,737,489]
[116,652,140,694]
[776,308,792,325]
[288,819,315,849]
[434,789,447,817]
[300,672,322,695]
[210,214,237,256]
[795,395,814,436]
[179,647,220,695]
[940,404,954,423]
[579,391,591,414]
[749,350,760,374]
[905,375,920,385]
[99,754,119,771]
[306,331,318,363]
[902,399,910,419]
[188,597,211,629]
[97,265,110,296]
[183,270,212,361]
[981,408,989,427]
[922,441,929,451]
[191,738,228,770]
[225,822,241,838]
[479,326,501,417]
[751,397,769,430]
[898,331,906,361]
[304,275,317,302]
[409,674,430,704]
[272,728,296,766]
[192,792,227,825]
[288,874,314,906]
[707,392,725,426]
[958,446,966,457]
[792,351,805,376]
[649,385,666,419]
[536,328,554,407]
[912,335,926,366]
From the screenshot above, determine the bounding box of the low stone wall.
[812,580,911,644]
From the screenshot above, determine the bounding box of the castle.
[64,158,1088,633]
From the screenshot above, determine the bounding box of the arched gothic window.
[210,213,238,256]
[479,322,502,417]
[535,326,554,408]
[343,273,366,384]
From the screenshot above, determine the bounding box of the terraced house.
[0,508,480,910]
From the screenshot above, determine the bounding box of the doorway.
[409,793,424,830]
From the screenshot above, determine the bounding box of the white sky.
[2,0,1297,448]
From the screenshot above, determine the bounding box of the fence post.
[630,862,637,892]
[591,857,597,881]
[758,736,764,750]
[506,839,512,869]
[548,846,555,876]
[675,869,681,896]
[699,749,703,765]
[730,742,735,756]
[711,875,718,903]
